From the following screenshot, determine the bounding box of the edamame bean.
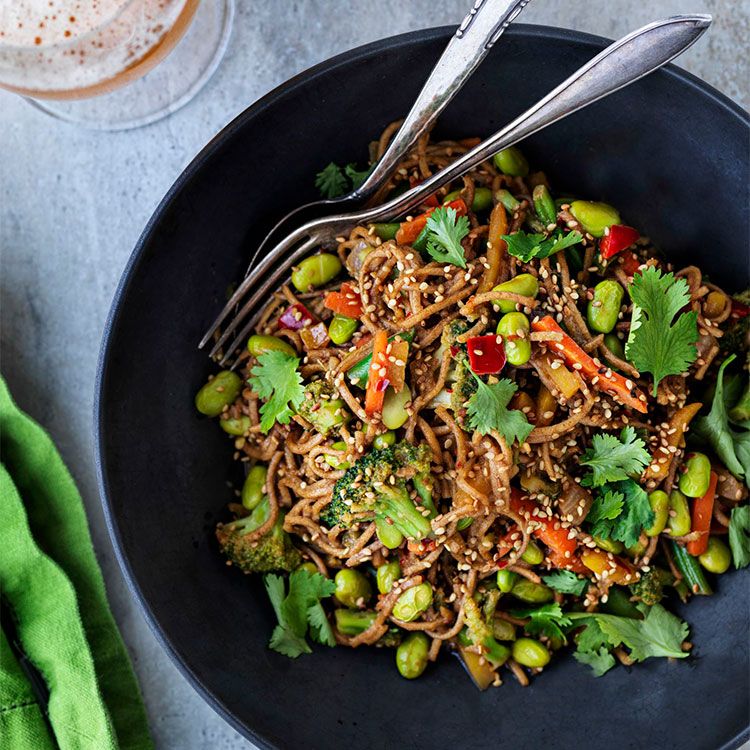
[569,200,621,238]
[699,537,731,574]
[593,536,624,554]
[587,280,624,334]
[646,490,670,537]
[376,560,401,594]
[382,385,411,430]
[375,516,404,549]
[241,464,268,511]
[396,632,430,679]
[497,312,531,366]
[512,637,551,668]
[335,609,377,635]
[604,333,625,359]
[444,186,493,213]
[521,540,544,566]
[495,189,521,212]
[328,314,359,345]
[296,561,318,575]
[667,490,691,537]
[533,185,556,226]
[392,582,433,622]
[372,223,400,241]
[247,334,295,358]
[511,579,553,603]
[496,569,519,593]
[493,146,529,177]
[323,441,350,470]
[373,430,397,450]
[678,452,711,497]
[291,253,342,292]
[334,569,372,608]
[219,415,251,435]
[492,618,517,641]
[492,273,539,314]
[457,517,474,531]
[195,370,242,417]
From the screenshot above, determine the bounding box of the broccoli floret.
[463,595,510,668]
[450,355,478,416]
[629,566,673,606]
[321,442,433,540]
[441,319,470,350]
[216,497,301,573]
[296,380,350,436]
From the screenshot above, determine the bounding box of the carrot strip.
[687,471,718,556]
[365,330,389,416]
[324,282,363,317]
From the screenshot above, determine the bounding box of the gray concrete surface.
[1,1,748,748]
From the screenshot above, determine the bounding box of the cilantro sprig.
[501,228,583,263]
[424,206,470,268]
[264,569,336,658]
[625,266,699,395]
[580,426,651,487]
[542,570,589,597]
[511,602,571,642]
[587,479,654,548]
[315,161,372,198]
[249,350,305,433]
[465,374,533,445]
[728,505,750,569]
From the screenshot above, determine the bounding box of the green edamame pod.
[247,334,295,358]
[496,312,531,366]
[335,609,377,635]
[520,540,544,566]
[496,569,519,593]
[495,189,521,212]
[646,490,669,537]
[334,569,372,608]
[492,618,517,641]
[241,464,268,511]
[375,516,404,550]
[512,637,550,668]
[291,253,342,292]
[219,415,251,436]
[376,560,401,594]
[493,146,529,177]
[372,223,400,241]
[373,430,397,450]
[569,201,621,237]
[328,315,358,345]
[587,280,625,334]
[492,273,539,314]
[382,385,411,430]
[667,490,692,537]
[195,371,242,417]
[510,579,553,603]
[396,632,430,679]
[533,185,556,226]
[678,452,711,497]
[392,582,433,622]
[604,333,625,359]
[671,541,712,595]
[699,537,731,574]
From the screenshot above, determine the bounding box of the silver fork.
[204,14,711,366]
[239,0,534,279]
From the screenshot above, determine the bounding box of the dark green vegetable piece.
[334,609,377,635]
[629,568,673,606]
[322,443,433,540]
[671,541,713,596]
[216,497,301,573]
[296,380,350,436]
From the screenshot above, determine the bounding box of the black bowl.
[95,25,750,750]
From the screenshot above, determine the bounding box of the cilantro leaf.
[580,427,651,487]
[542,570,589,597]
[344,163,372,190]
[424,206,469,268]
[263,570,336,658]
[511,602,572,642]
[692,355,750,487]
[625,266,699,395]
[588,479,654,548]
[501,229,583,262]
[465,375,533,445]
[314,162,349,198]
[249,350,305,433]
[574,646,616,677]
[728,505,750,569]
[576,617,611,653]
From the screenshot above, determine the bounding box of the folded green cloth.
[0,377,153,750]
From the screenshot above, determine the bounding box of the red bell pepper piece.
[599,224,639,259]
[466,335,506,375]
[395,198,467,246]
[618,251,643,277]
[365,330,389,416]
[531,316,648,414]
[324,282,363,318]
[731,299,750,319]
[278,302,316,330]
[687,471,718,556]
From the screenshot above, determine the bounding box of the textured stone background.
[1,1,748,748]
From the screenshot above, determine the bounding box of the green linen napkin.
[0,377,153,750]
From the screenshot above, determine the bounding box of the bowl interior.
[96,25,750,750]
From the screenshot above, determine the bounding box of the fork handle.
[354,0,532,200]
[370,14,711,221]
